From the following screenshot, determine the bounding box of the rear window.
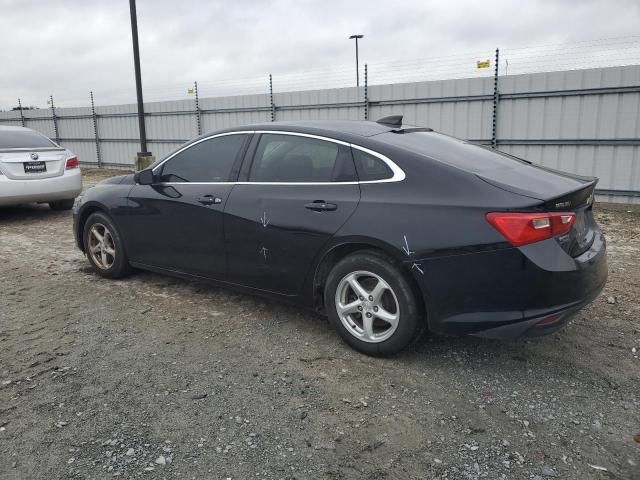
[377,131,530,173]
[0,129,56,149]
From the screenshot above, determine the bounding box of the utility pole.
[129,0,153,168]
[349,34,364,87]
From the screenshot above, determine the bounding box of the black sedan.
[73,117,607,356]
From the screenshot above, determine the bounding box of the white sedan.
[0,125,82,210]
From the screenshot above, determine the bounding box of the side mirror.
[135,169,155,185]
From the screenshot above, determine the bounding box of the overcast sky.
[1,0,639,109]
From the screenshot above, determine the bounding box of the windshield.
[0,129,56,149]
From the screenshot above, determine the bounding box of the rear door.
[224,132,360,295]
[0,129,67,179]
[122,133,250,279]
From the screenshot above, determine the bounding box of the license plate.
[24,161,46,174]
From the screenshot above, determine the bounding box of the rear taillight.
[66,156,79,169]
[486,212,576,247]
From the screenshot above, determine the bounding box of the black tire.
[325,250,424,356]
[82,211,132,278]
[49,199,75,211]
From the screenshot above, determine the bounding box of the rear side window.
[159,134,247,182]
[0,129,56,148]
[352,148,393,181]
[249,134,355,182]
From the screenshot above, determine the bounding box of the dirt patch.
[0,175,638,479]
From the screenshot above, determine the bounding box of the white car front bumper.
[0,169,83,207]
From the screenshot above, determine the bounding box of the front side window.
[249,134,355,182]
[352,148,393,181]
[159,134,247,183]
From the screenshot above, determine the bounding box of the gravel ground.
[1,170,639,479]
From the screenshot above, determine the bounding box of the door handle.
[198,195,222,205]
[304,201,337,212]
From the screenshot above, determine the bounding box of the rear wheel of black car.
[49,199,75,210]
[83,212,132,278]
[325,251,424,356]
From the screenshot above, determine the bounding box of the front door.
[224,133,360,295]
[122,133,249,279]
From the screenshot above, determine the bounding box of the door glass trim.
[149,129,405,185]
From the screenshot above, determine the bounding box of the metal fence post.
[90,91,102,168]
[49,95,60,145]
[17,98,26,127]
[194,81,202,136]
[364,64,369,120]
[491,48,500,149]
[269,73,275,122]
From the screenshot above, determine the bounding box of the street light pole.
[349,34,364,87]
[129,0,149,157]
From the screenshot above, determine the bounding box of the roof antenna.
[376,115,403,127]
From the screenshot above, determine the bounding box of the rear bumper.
[0,170,82,206]
[470,284,603,339]
[409,231,607,339]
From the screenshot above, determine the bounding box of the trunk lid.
[475,159,598,258]
[474,159,596,203]
[0,148,68,180]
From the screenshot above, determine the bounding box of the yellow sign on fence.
[476,59,491,69]
[187,88,194,95]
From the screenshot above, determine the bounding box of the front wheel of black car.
[83,212,132,279]
[325,251,424,356]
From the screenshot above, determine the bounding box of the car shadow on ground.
[106,266,541,371]
[0,203,67,223]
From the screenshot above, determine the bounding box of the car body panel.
[121,183,234,278]
[409,230,607,336]
[72,181,134,249]
[224,183,360,295]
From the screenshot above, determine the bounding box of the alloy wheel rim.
[88,223,116,270]
[335,270,400,343]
